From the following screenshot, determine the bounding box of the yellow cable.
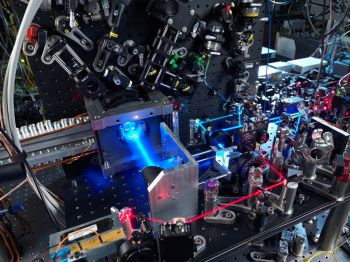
[0,2,10,14]
[305,237,350,262]
[333,253,340,262]
[21,64,36,88]
[24,55,34,75]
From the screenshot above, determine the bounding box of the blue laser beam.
[198,122,207,132]
[221,125,243,132]
[133,138,154,167]
[198,112,243,134]
[295,115,302,131]
[200,114,234,124]
[129,138,179,169]
[269,116,281,122]
[238,111,242,126]
[288,112,303,118]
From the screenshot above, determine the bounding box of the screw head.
[114,78,121,85]
[113,45,121,53]
[194,238,203,245]
[225,212,233,218]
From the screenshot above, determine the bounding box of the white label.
[245,63,254,69]
[68,224,98,241]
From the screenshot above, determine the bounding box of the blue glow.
[218,143,225,149]
[85,167,110,190]
[121,121,143,141]
[156,156,181,170]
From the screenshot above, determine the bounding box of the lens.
[121,121,143,141]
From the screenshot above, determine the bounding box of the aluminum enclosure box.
[85,91,174,177]
[143,123,199,226]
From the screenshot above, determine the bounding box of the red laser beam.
[119,208,133,223]
[187,191,260,223]
[145,159,286,224]
[119,208,135,239]
[147,217,168,223]
[264,161,286,181]
[186,179,286,223]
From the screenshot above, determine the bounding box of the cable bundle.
[285,0,349,38]
[0,0,65,231]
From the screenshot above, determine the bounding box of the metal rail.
[0,117,95,167]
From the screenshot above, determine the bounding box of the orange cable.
[0,221,20,262]
[0,227,14,262]
[55,228,101,256]
[32,150,95,173]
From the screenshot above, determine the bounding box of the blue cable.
[264,0,272,112]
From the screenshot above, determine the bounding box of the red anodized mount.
[26,24,40,45]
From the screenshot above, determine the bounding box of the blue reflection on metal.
[121,121,143,141]
[85,167,110,191]
[215,147,241,171]
[198,159,212,169]
[218,143,224,149]
[156,156,180,170]
[216,149,229,169]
